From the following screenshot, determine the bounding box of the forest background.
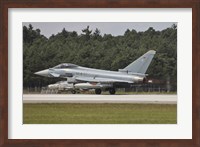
[23,24,177,91]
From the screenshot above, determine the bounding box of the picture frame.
[0,0,199,147]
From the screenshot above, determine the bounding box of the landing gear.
[71,90,76,94]
[95,89,102,94]
[109,88,116,95]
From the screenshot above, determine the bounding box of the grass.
[23,103,177,124]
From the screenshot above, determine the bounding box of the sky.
[23,22,176,38]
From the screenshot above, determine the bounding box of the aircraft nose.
[34,69,49,77]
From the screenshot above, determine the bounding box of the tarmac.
[23,94,177,104]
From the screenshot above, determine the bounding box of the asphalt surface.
[23,94,177,104]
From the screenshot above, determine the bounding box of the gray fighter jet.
[35,50,156,94]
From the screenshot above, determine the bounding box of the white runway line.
[23,94,177,104]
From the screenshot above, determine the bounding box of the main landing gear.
[95,88,116,95]
[95,89,102,94]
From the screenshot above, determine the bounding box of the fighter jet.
[35,50,156,94]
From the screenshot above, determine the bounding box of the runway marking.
[23,94,177,104]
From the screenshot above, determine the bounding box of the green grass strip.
[23,103,177,124]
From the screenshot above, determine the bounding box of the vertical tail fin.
[123,50,156,74]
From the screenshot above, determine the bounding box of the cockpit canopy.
[53,63,78,69]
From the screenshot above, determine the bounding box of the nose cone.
[34,69,49,77]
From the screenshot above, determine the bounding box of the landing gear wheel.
[109,88,116,95]
[71,90,76,94]
[95,89,102,94]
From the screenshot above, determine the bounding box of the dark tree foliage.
[23,24,177,91]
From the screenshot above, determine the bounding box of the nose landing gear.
[71,90,76,94]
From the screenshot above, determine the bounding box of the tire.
[71,90,76,94]
[109,88,116,95]
[95,89,102,94]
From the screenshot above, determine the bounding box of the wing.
[75,77,133,83]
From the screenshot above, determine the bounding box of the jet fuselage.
[50,66,144,83]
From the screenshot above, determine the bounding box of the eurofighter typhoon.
[35,50,156,94]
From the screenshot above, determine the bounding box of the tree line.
[23,24,177,91]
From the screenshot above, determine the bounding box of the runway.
[23,94,177,104]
